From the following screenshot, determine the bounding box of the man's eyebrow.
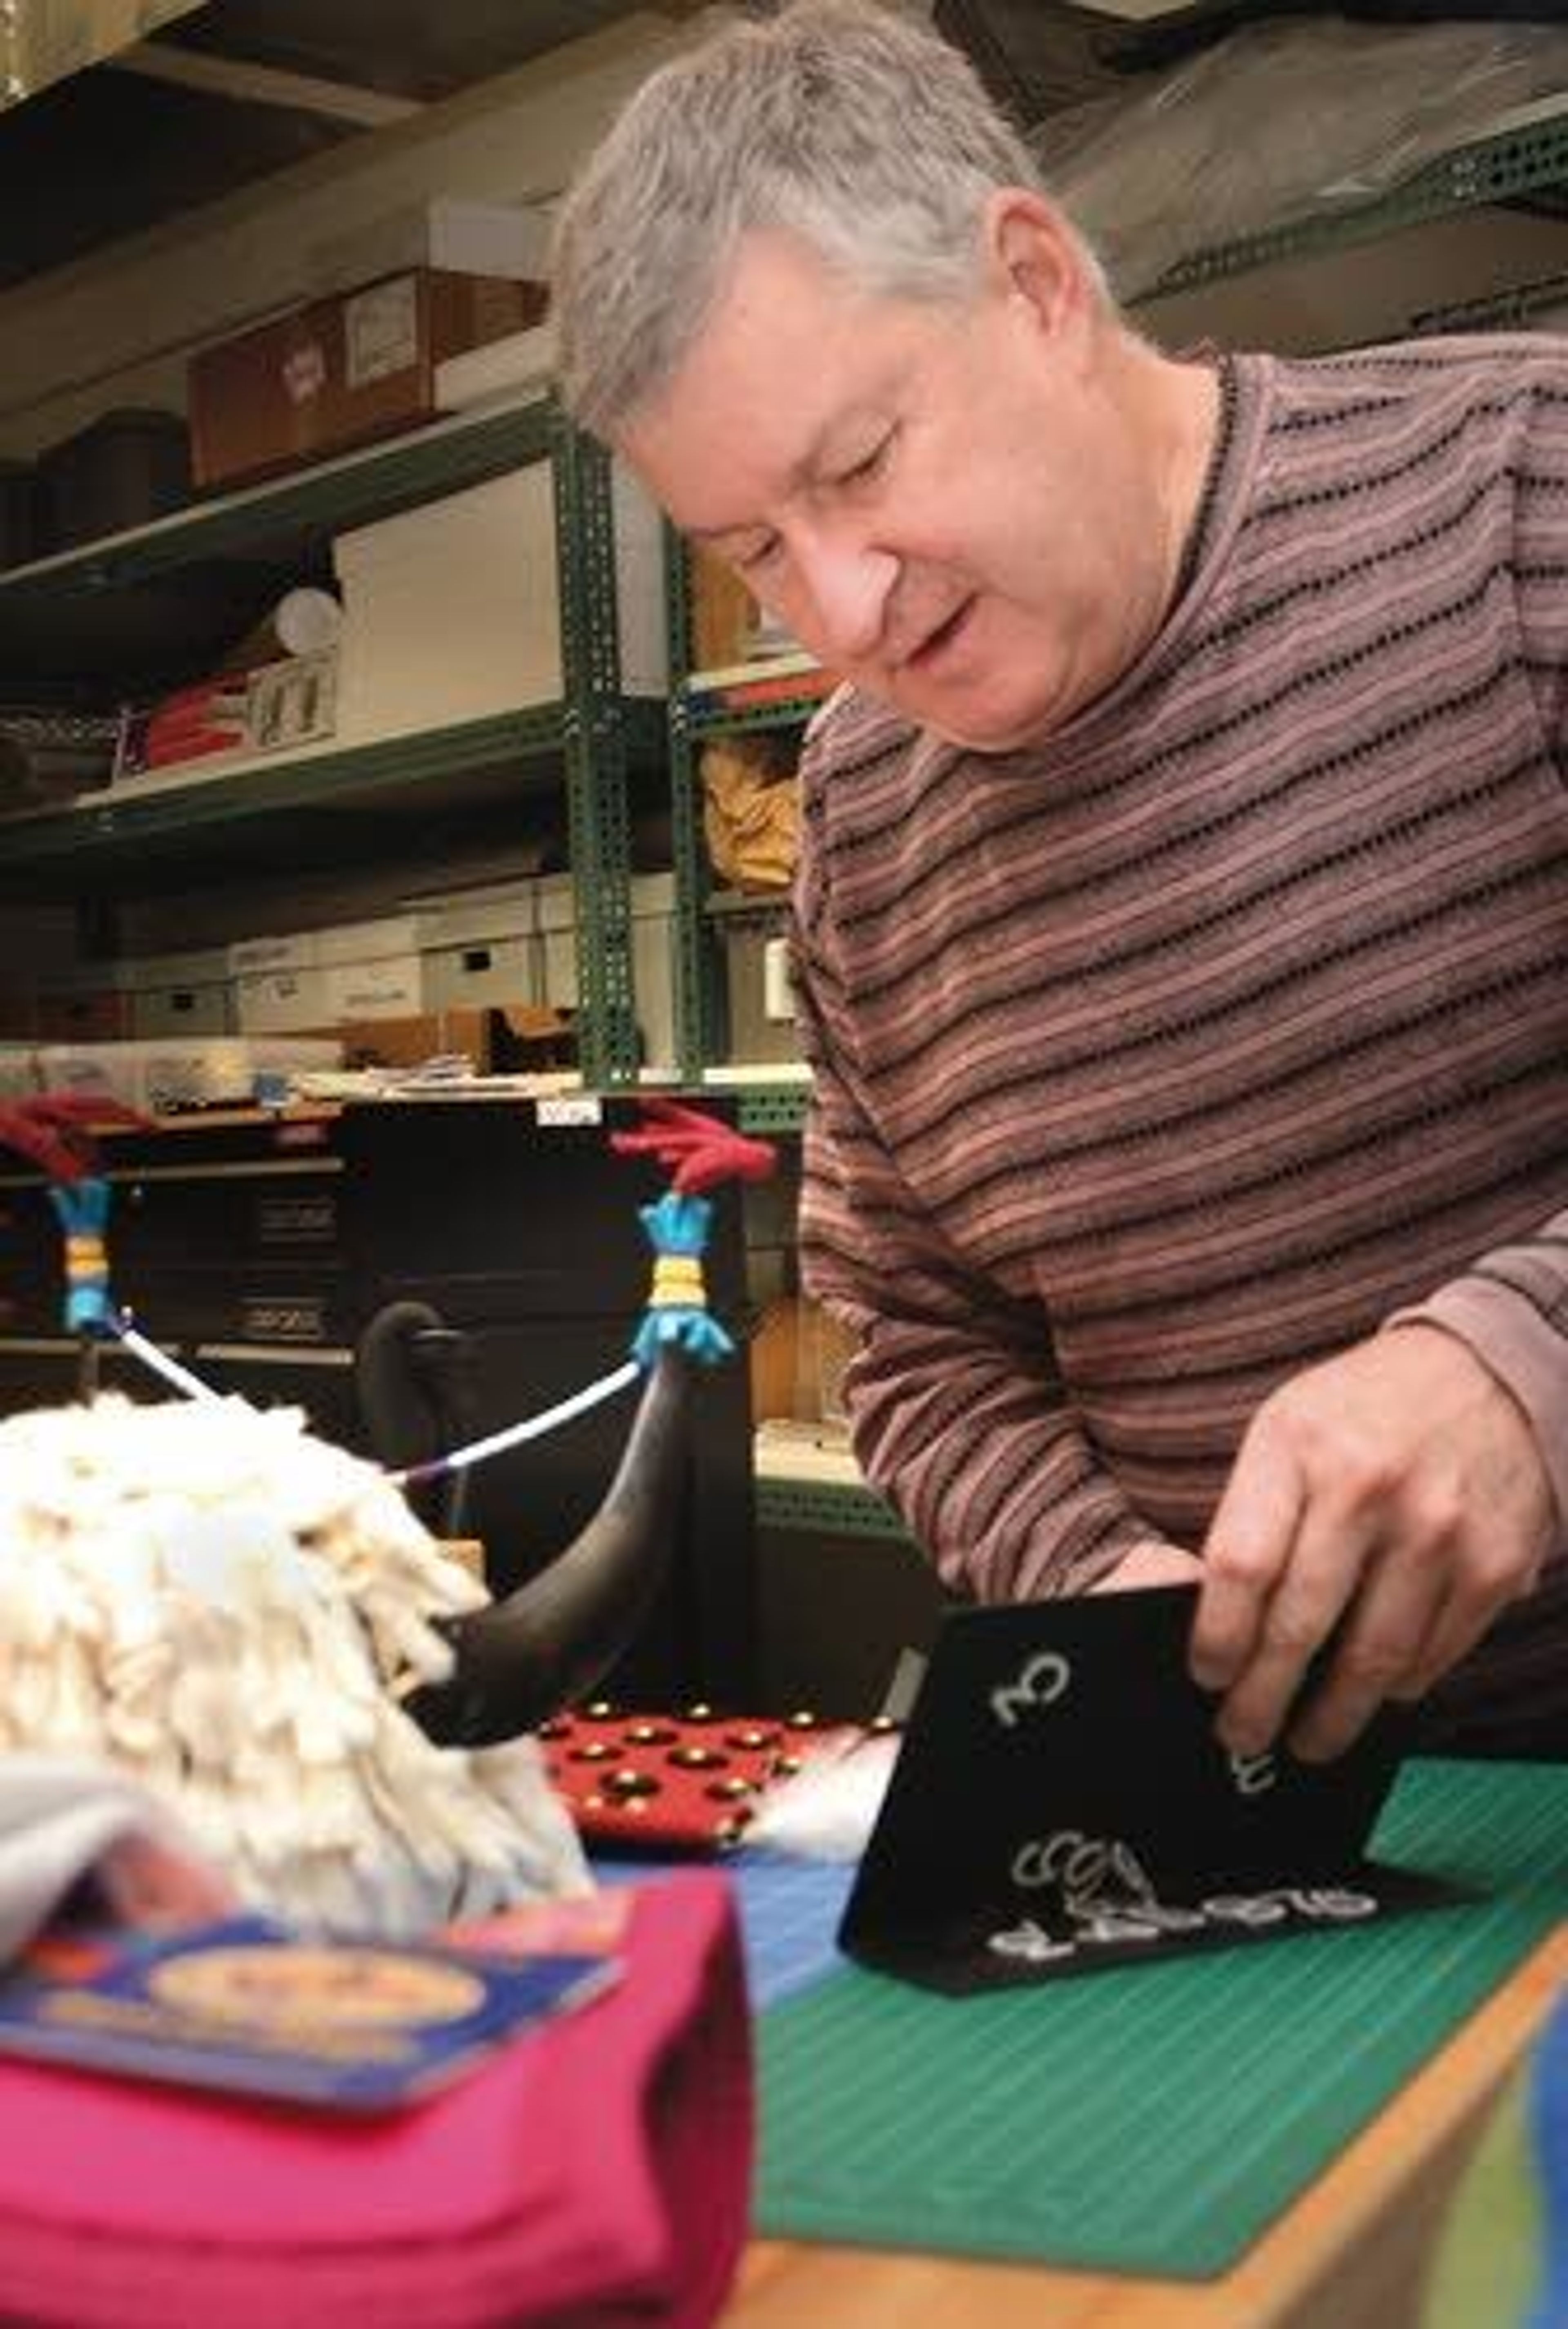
[687,517,767,546]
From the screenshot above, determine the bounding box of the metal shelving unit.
[1145,105,1568,301]
[663,524,827,1092]
[0,394,660,1087]
[728,1080,810,1137]
[680,688,830,741]
[754,1472,911,1542]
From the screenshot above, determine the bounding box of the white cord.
[393,1360,641,1484]
[112,1319,224,1404]
[110,1313,641,1481]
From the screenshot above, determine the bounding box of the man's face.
[620,224,1142,753]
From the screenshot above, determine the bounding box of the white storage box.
[412,878,541,1008]
[334,467,561,740]
[316,916,423,1023]
[332,459,667,745]
[325,953,423,1022]
[228,930,320,978]
[314,914,421,966]
[235,967,332,1034]
[537,871,676,1070]
[125,949,233,1040]
[313,198,552,292]
[233,918,423,1028]
[423,934,539,1012]
[410,880,538,954]
[437,321,557,414]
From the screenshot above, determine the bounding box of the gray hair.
[551,0,1064,440]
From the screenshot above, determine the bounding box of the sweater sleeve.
[791,908,1177,1603]
[1386,1227,1568,1546]
[1386,371,1568,1543]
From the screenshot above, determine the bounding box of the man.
[552,0,1567,1764]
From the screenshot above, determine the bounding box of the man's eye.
[735,536,782,575]
[837,433,893,488]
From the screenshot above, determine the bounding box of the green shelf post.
[665,523,724,1084]
[552,408,639,1089]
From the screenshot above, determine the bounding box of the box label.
[345,274,420,389]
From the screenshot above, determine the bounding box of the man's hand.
[1089,1542,1205,1594]
[1190,1325,1557,1763]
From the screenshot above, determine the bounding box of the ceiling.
[0,0,690,294]
[0,0,1322,301]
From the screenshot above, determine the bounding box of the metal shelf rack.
[754,1472,912,1543]
[0,394,658,1088]
[1145,105,1568,301]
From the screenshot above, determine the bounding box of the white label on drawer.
[345,273,419,388]
[536,1095,601,1128]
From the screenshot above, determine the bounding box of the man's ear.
[981,187,1082,340]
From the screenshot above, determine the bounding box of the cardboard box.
[327,1007,566,1074]
[188,268,549,492]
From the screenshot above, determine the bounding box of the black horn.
[405,1348,695,1747]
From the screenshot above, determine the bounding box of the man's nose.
[791,528,900,667]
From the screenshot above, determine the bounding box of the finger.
[1213,1499,1382,1758]
[1190,1421,1306,1693]
[1388,1563,1536,1709]
[1286,1542,1448,1763]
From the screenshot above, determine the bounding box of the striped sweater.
[795,335,1568,1703]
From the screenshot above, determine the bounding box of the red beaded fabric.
[539,1704,838,1854]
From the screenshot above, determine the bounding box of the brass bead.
[605,1768,660,1798]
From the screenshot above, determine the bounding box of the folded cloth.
[0,1868,750,2329]
[0,1755,235,1964]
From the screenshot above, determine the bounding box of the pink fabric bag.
[0,1870,751,2329]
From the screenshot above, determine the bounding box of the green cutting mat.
[755,1758,1568,2278]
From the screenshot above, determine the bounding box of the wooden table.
[724,1924,1568,2329]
